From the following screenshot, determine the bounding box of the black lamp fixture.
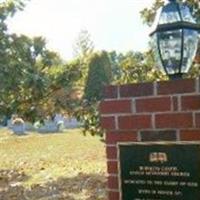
[150,0,200,79]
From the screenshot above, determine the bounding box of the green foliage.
[84,51,112,101]
[73,51,112,136]
[140,0,164,26]
[110,50,166,84]
[45,60,82,115]
[75,101,102,136]
[119,51,150,83]
[108,51,123,83]
[0,1,81,121]
[0,34,60,120]
[0,0,26,19]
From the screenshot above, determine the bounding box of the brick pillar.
[100,78,200,200]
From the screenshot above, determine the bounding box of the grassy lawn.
[0,128,107,200]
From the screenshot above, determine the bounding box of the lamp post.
[150,0,200,79]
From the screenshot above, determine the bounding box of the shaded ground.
[0,128,107,200]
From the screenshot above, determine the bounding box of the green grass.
[0,128,107,200]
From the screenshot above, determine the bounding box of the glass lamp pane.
[151,34,165,73]
[159,11,180,24]
[158,30,182,74]
[180,5,195,23]
[182,29,199,73]
[159,4,181,24]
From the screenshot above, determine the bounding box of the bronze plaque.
[118,142,200,200]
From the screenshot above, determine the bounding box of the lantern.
[150,0,200,79]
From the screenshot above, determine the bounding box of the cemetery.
[0,128,106,199]
[3,114,81,135]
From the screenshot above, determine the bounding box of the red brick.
[118,115,152,130]
[108,176,119,189]
[195,113,200,128]
[155,113,193,129]
[106,132,138,144]
[198,77,200,92]
[172,96,179,111]
[181,95,200,111]
[103,85,118,99]
[107,161,118,174]
[106,146,117,159]
[100,116,115,130]
[108,191,120,200]
[136,97,171,113]
[157,79,195,95]
[140,130,177,141]
[180,130,200,141]
[120,82,153,98]
[100,100,132,114]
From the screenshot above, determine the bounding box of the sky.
[7,0,155,60]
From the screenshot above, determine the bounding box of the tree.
[84,51,112,101]
[73,29,94,58]
[0,0,27,118]
[74,51,112,136]
[0,1,81,122]
[111,51,165,84]
[71,30,95,91]
[108,51,123,83]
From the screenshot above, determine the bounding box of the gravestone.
[64,117,81,128]
[12,121,25,135]
[12,124,25,134]
[37,120,58,133]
